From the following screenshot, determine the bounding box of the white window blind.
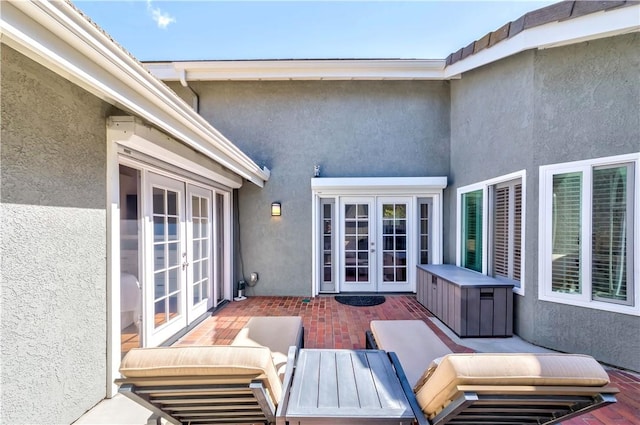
[513,184,522,281]
[493,186,510,278]
[491,181,522,282]
[551,172,582,294]
[592,164,633,304]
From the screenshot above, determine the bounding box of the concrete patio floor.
[75,295,640,425]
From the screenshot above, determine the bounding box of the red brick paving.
[175,295,640,425]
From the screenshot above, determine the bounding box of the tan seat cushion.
[232,316,303,377]
[370,320,452,388]
[119,345,282,403]
[415,353,611,417]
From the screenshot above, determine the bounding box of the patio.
[79,295,640,424]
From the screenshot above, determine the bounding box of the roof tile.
[523,1,574,29]
[508,15,526,38]
[489,22,511,46]
[474,33,491,53]
[461,42,475,59]
[570,1,626,18]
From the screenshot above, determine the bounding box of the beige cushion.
[232,316,303,377]
[370,320,452,388]
[120,345,282,403]
[416,353,611,417]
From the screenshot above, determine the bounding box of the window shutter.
[551,172,582,294]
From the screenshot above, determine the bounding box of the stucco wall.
[178,81,450,296]
[449,33,640,371]
[1,46,109,423]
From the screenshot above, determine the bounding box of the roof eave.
[444,4,640,79]
[0,0,270,187]
[145,59,448,81]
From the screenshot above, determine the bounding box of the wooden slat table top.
[286,349,415,424]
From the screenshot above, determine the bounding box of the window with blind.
[458,172,525,292]
[540,155,637,313]
[491,180,522,283]
[551,172,582,294]
[592,164,633,304]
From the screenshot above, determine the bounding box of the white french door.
[145,173,187,346]
[186,185,214,319]
[377,197,412,292]
[341,198,374,292]
[144,173,221,347]
[339,197,413,293]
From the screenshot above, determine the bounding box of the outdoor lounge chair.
[116,316,303,425]
[368,320,619,425]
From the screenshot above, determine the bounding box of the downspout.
[178,68,199,113]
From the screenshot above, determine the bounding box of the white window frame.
[539,153,640,316]
[456,170,526,296]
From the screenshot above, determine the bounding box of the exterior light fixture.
[271,202,281,216]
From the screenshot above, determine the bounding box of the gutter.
[0,0,270,187]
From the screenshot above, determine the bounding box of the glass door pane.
[341,199,374,292]
[381,203,407,283]
[187,185,214,320]
[215,193,225,304]
[152,187,182,327]
[119,165,141,358]
[145,173,186,347]
[378,198,413,292]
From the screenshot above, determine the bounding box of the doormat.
[335,295,386,307]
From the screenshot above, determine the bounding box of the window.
[457,171,525,293]
[540,154,638,314]
[461,190,483,272]
[490,181,522,282]
[418,198,432,265]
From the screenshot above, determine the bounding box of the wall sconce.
[271,202,281,217]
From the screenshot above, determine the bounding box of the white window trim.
[311,177,446,296]
[538,153,640,316]
[456,170,526,296]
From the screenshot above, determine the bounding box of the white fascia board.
[445,5,640,79]
[145,59,447,82]
[311,177,448,195]
[0,0,269,187]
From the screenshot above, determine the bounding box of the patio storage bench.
[416,264,514,337]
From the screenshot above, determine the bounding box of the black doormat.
[335,295,386,307]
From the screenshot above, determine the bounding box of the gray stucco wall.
[449,33,640,371]
[1,46,109,423]
[177,81,450,296]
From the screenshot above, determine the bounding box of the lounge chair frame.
[117,347,299,425]
[387,352,618,425]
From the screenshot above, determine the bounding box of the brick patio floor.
[174,295,640,425]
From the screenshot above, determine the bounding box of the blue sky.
[75,1,557,61]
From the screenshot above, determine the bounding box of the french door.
[144,173,218,346]
[339,197,412,293]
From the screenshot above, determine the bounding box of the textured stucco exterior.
[449,33,640,371]
[173,81,451,296]
[1,46,109,423]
